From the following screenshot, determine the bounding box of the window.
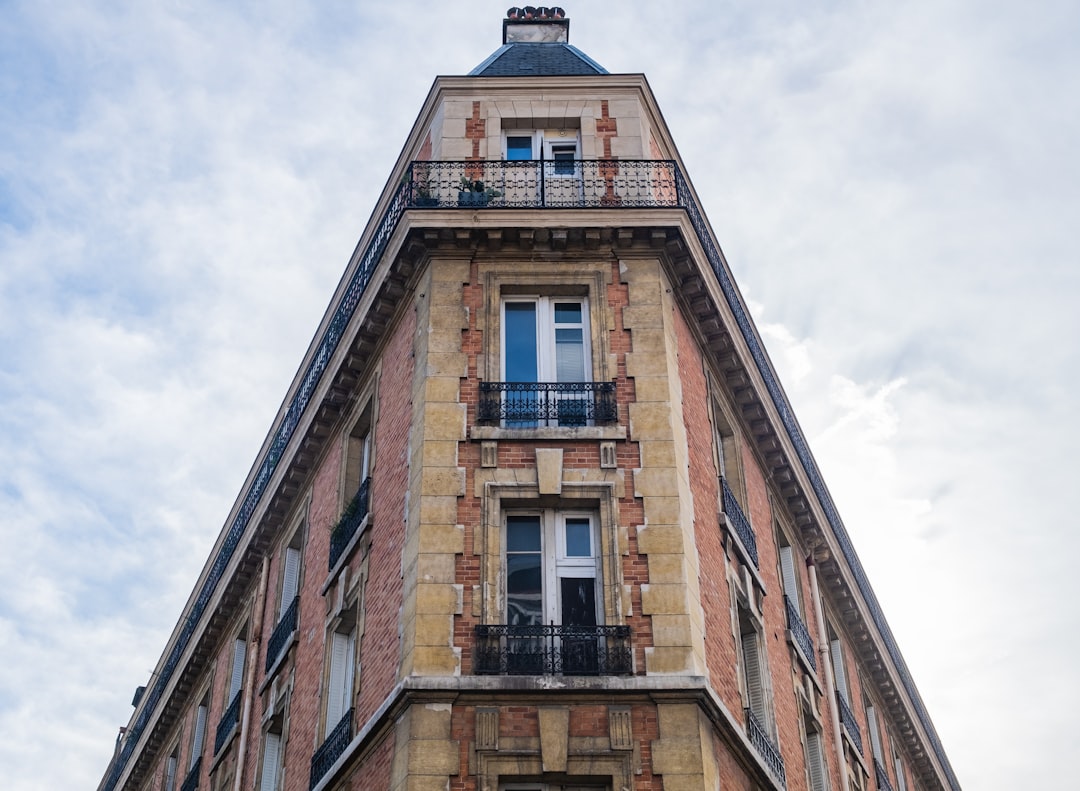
[712,395,758,570]
[258,728,283,791]
[266,534,302,673]
[865,699,884,763]
[227,638,246,705]
[215,636,246,755]
[502,128,581,204]
[804,717,830,791]
[164,746,179,791]
[331,403,374,571]
[779,534,816,672]
[498,297,596,427]
[830,628,851,704]
[325,622,356,733]
[189,698,208,770]
[892,742,908,791]
[738,605,772,733]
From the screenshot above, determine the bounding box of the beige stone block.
[636,524,686,555]
[630,377,673,404]
[538,707,570,772]
[494,99,516,118]
[610,135,644,158]
[621,304,666,330]
[632,467,679,497]
[421,403,466,439]
[627,402,673,440]
[396,775,459,791]
[441,138,473,159]
[625,352,672,380]
[645,553,690,583]
[649,613,695,646]
[412,613,452,645]
[581,116,596,136]
[652,738,703,776]
[424,353,468,379]
[441,118,466,139]
[580,134,598,158]
[644,646,697,675]
[420,376,461,403]
[624,264,663,289]
[417,440,458,468]
[425,325,466,354]
[443,100,474,119]
[407,740,460,775]
[641,496,682,526]
[414,582,462,614]
[626,328,669,354]
[421,467,466,497]
[653,775,709,791]
[638,440,677,468]
[418,495,459,525]
[641,583,691,616]
[417,522,465,554]
[417,553,457,583]
[535,448,563,495]
[658,704,702,737]
[430,259,471,283]
[410,644,462,676]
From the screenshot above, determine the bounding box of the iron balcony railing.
[329,477,371,570]
[477,381,617,426]
[783,595,817,672]
[265,595,300,673]
[474,624,632,676]
[406,159,679,209]
[310,708,353,790]
[875,759,895,791]
[836,692,864,755]
[744,707,787,788]
[721,477,759,568]
[214,692,241,755]
[102,154,960,791]
[179,757,201,791]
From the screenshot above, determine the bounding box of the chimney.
[503,6,569,44]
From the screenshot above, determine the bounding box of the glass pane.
[506,516,541,551]
[504,302,538,382]
[507,136,533,161]
[554,302,582,324]
[564,518,591,556]
[560,577,597,626]
[555,327,585,382]
[506,554,543,626]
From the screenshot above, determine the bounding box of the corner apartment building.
[98,10,961,791]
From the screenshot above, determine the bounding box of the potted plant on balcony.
[414,181,439,207]
[457,176,501,207]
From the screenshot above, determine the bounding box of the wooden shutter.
[806,729,828,791]
[830,638,849,701]
[164,753,177,791]
[259,731,281,791]
[229,639,246,701]
[894,748,908,791]
[189,704,207,769]
[866,704,884,762]
[779,544,800,609]
[742,631,767,722]
[280,546,300,617]
[326,630,352,728]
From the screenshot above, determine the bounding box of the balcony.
[179,757,200,791]
[783,595,817,673]
[329,477,370,571]
[744,707,787,788]
[406,159,679,209]
[265,595,299,673]
[214,692,241,755]
[474,624,632,676]
[721,477,759,569]
[477,382,617,427]
[836,691,864,755]
[310,708,353,790]
[875,759,895,791]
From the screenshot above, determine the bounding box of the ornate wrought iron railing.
[104,155,959,791]
[477,381,617,426]
[744,707,787,788]
[474,624,632,676]
[328,477,371,570]
[784,595,817,672]
[309,708,353,790]
[875,759,895,791]
[836,692,864,755]
[265,595,300,673]
[721,477,759,568]
[179,757,201,791]
[213,692,241,756]
[406,159,679,209]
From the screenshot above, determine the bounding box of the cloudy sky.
[1,1,1076,788]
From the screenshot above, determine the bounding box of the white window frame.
[501,296,591,383]
[504,510,601,627]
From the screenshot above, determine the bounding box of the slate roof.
[469,42,608,77]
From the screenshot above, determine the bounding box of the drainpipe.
[807,553,849,791]
[233,555,270,791]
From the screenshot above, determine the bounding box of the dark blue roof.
[469,42,607,77]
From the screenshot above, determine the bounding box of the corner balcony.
[405,159,679,209]
[474,624,632,676]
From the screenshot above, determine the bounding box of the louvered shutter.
[779,545,800,609]
[229,639,246,701]
[280,547,300,618]
[190,704,207,769]
[259,731,281,791]
[806,729,828,791]
[326,631,351,727]
[164,754,177,791]
[830,638,849,701]
[866,704,884,761]
[742,631,767,722]
[894,751,908,791]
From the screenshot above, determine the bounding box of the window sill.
[471,425,626,441]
